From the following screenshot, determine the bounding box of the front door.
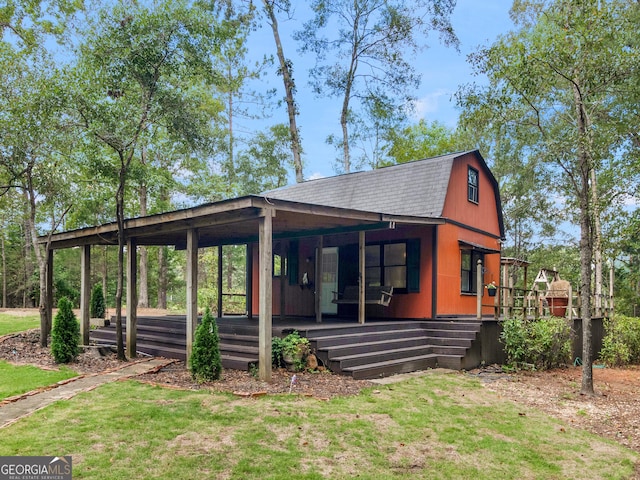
[321,247,338,314]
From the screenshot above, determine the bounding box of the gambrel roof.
[268,151,454,215]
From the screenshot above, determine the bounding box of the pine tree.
[90,283,106,319]
[51,297,80,364]
[189,306,222,382]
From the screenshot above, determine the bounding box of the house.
[40,149,505,380]
[262,149,504,321]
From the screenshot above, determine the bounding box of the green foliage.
[90,283,106,319]
[501,316,573,370]
[599,315,640,366]
[51,297,80,364]
[272,330,310,371]
[189,306,222,382]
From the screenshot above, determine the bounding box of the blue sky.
[246,1,515,182]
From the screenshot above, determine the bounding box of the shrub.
[500,316,573,370]
[189,306,222,382]
[599,315,640,366]
[90,284,106,319]
[51,297,80,364]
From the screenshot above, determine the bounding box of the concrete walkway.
[0,357,175,429]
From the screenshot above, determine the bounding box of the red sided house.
[42,150,505,379]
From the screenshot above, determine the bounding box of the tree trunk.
[1,226,6,308]
[264,0,304,183]
[591,168,603,316]
[157,246,167,309]
[114,165,127,361]
[573,82,594,395]
[24,185,51,347]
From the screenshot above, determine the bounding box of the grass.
[0,361,77,400]
[0,372,636,479]
[0,312,40,336]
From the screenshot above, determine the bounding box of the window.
[365,242,407,290]
[461,249,484,293]
[468,166,479,203]
[273,253,286,277]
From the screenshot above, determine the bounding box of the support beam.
[126,239,138,358]
[80,245,91,345]
[217,245,223,318]
[280,242,287,321]
[476,259,483,320]
[358,231,366,324]
[246,243,253,319]
[186,228,199,367]
[258,209,273,381]
[315,236,323,323]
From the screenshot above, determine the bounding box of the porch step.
[310,328,427,348]
[342,354,439,380]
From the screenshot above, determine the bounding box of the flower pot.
[487,289,497,297]
[547,297,568,317]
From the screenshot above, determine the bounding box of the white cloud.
[415,88,451,120]
[306,172,326,181]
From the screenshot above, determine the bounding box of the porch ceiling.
[41,195,444,250]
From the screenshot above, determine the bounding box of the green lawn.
[0,312,40,336]
[0,361,77,400]
[0,372,636,479]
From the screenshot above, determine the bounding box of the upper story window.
[468,166,479,204]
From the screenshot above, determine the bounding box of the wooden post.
[217,245,223,317]
[80,245,91,345]
[476,259,482,320]
[46,249,54,335]
[609,260,615,317]
[315,236,323,323]
[358,231,366,325]
[568,284,573,321]
[258,209,273,381]
[186,229,199,366]
[126,238,138,358]
[280,242,287,320]
[246,243,253,319]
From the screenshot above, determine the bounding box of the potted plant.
[546,278,571,317]
[485,281,497,297]
[273,331,310,372]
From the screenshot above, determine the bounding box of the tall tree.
[386,119,462,166]
[0,45,74,345]
[457,0,640,394]
[263,0,304,182]
[70,1,224,359]
[296,0,458,173]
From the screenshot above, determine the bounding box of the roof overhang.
[458,240,501,254]
[39,195,445,250]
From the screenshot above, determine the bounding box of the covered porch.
[41,195,442,381]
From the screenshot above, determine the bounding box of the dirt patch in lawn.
[468,364,640,455]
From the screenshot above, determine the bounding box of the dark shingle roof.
[264,151,474,218]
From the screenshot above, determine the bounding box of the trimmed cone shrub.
[90,283,106,319]
[51,297,80,364]
[189,306,222,382]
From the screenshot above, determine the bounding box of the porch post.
[476,259,483,320]
[258,208,273,381]
[359,230,365,324]
[80,245,91,345]
[246,243,253,319]
[186,228,199,366]
[217,245,223,317]
[126,238,138,358]
[315,236,323,323]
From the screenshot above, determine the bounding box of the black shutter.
[407,239,421,293]
[288,240,299,285]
